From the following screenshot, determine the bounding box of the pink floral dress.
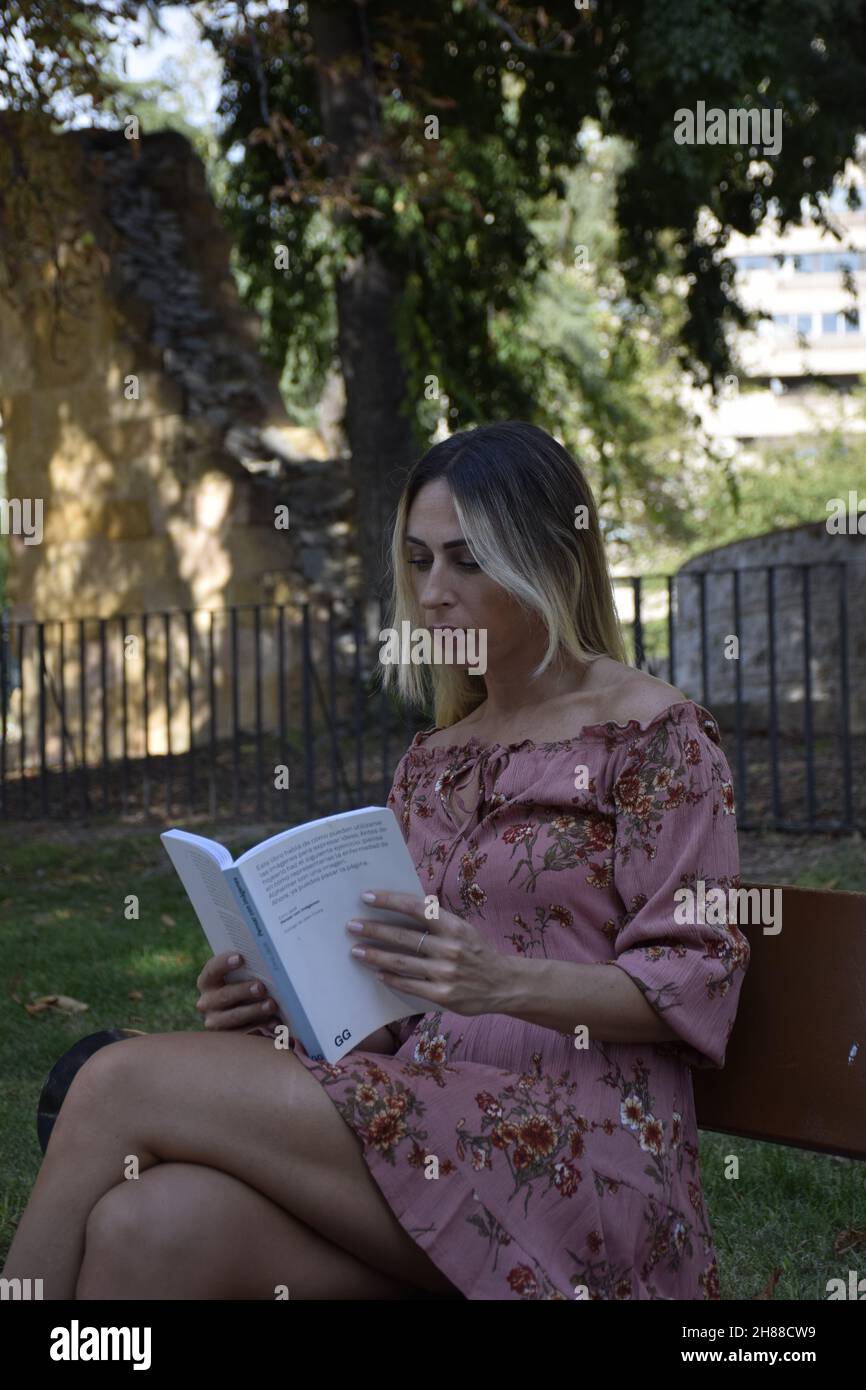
[248,699,750,1300]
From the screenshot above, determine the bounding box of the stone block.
[41,498,153,544]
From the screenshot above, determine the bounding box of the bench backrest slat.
[692,882,866,1160]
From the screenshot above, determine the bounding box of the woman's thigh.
[72,1031,458,1296]
[77,1162,439,1300]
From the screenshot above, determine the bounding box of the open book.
[161,807,433,1063]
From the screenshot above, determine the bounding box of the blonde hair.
[378,420,627,729]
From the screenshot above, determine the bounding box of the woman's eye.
[407,558,479,570]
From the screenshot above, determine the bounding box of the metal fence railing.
[611,563,862,832]
[0,597,428,825]
[1,564,863,831]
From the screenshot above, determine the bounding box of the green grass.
[1,822,864,1298]
[0,820,265,1270]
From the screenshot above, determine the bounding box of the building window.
[819,251,863,273]
[737,250,866,273]
[735,255,774,272]
[820,309,860,334]
[789,250,866,273]
[772,313,812,335]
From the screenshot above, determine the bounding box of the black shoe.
[36,1029,148,1155]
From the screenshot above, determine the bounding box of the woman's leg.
[3,1032,460,1300]
[75,1162,444,1300]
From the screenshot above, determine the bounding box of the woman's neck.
[464,655,602,727]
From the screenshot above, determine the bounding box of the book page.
[239,808,431,1052]
[161,832,276,991]
[234,804,386,869]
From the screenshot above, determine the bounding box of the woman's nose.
[418,565,455,608]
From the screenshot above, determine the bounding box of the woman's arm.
[499,713,749,1063]
[499,957,679,1044]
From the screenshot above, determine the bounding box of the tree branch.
[472,0,580,58]
[240,0,298,186]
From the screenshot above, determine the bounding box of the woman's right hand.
[195,951,278,1031]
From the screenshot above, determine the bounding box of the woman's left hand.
[346,890,516,1017]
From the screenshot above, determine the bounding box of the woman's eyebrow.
[405,534,469,550]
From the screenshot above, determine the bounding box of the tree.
[207,0,866,595]
[7,0,866,597]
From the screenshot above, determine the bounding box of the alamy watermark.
[0,497,43,545]
[378,621,487,675]
[49,1320,151,1369]
[0,1275,43,1299]
[826,1270,866,1299]
[674,881,782,935]
[674,102,782,156]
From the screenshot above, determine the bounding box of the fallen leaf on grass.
[160,913,176,927]
[752,1268,782,1299]
[128,990,144,1000]
[834,1227,866,1256]
[24,994,90,1016]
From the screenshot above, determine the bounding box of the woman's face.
[404,478,539,663]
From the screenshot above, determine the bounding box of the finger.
[204,999,277,1030]
[196,951,244,991]
[196,979,268,1014]
[362,947,451,980]
[378,970,443,1003]
[360,890,430,922]
[349,918,432,951]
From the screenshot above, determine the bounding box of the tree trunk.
[307,0,417,606]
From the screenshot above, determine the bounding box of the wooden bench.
[692,882,866,1161]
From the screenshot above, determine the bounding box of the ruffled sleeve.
[603,706,750,1070]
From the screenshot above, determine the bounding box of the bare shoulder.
[419,663,692,749]
[585,659,689,727]
[421,710,481,749]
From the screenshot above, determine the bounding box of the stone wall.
[672,521,866,734]
[0,126,365,768]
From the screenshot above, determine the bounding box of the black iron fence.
[0,596,425,825]
[612,562,862,832]
[0,563,862,831]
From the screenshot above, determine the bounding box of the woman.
[4,420,749,1300]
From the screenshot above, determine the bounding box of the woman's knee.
[44,1042,134,1154]
[59,1033,189,1128]
[66,1034,151,1100]
[77,1164,218,1298]
[82,1164,200,1269]
[78,1163,287,1299]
